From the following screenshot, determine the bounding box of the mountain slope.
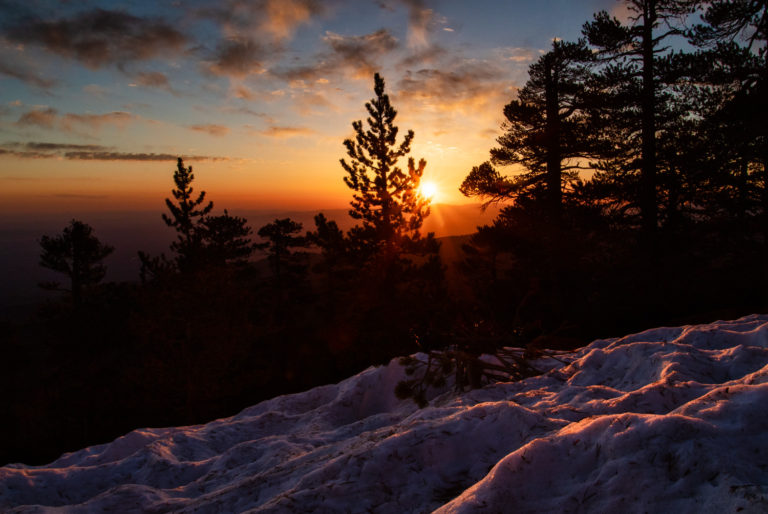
[2,315,768,512]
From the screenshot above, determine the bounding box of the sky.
[0,0,626,214]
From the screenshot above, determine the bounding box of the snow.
[3,314,768,513]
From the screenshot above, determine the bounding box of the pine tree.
[162,157,213,270]
[39,219,114,305]
[583,0,697,235]
[461,40,597,223]
[341,72,433,259]
[689,0,768,231]
[257,218,308,281]
[200,210,256,266]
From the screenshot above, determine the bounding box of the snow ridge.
[2,315,768,513]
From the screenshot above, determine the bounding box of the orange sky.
[0,0,621,217]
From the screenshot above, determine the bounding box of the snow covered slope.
[3,315,768,513]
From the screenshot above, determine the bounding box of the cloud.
[202,0,325,42]
[207,38,266,77]
[4,8,188,69]
[272,29,399,83]
[396,61,511,113]
[61,111,135,131]
[262,0,325,40]
[399,44,447,67]
[16,107,58,128]
[400,0,434,48]
[189,124,230,136]
[62,151,227,161]
[323,29,399,77]
[134,71,172,90]
[257,125,314,138]
[18,142,105,152]
[0,141,229,161]
[497,47,540,63]
[0,60,56,88]
[378,0,440,48]
[52,193,109,200]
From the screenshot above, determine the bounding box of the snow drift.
[3,315,768,512]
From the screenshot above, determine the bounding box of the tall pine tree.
[341,73,434,260]
[460,40,597,223]
[583,0,697,235]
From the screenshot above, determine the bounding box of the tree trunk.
[544,57,563,224]
[641,0,658,237]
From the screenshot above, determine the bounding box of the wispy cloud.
[0,141,229,161]
[378,0,441,48]
[188,124,231,137]
[132,71,173,92]
[256,125,315,138]
[16,107,58,128]
[0,60,57,88]
[61,111,135,131]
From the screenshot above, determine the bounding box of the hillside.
[2,314,768,512]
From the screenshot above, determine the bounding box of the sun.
[419,181,438,200]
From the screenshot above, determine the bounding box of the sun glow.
[419,181,438,200]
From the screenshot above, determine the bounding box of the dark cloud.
[62,151,226,161]
[0,141,228,161]
[16,107,58,128]
[324,29,398,75]
[4,8,188,68]
[17,142,105,152]
[271,29,399,83]
[207,38,266,77]
[188,124,230,136]
[0,60,57,88]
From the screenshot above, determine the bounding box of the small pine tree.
[39,219,114,305]
[257,218,308,281]
[201,209,256,266]
[162,157,213,270]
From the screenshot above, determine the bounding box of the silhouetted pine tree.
[201,209,256,266]
[39,219,114,306]
[689,0,768,233]
[583,0,697,236]
[341,72,436,263]
[461,40,597,223]
[162,157,214,271]
[257,218,309,282]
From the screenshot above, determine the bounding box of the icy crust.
[2,315,768,513]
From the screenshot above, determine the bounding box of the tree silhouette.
[341,72,433,258]
[201,210,256,266]
[39,219,114,305]
[583,0,697,236]
[257,218,308,281]
[162,157,213,270]
[461,40,597,223]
